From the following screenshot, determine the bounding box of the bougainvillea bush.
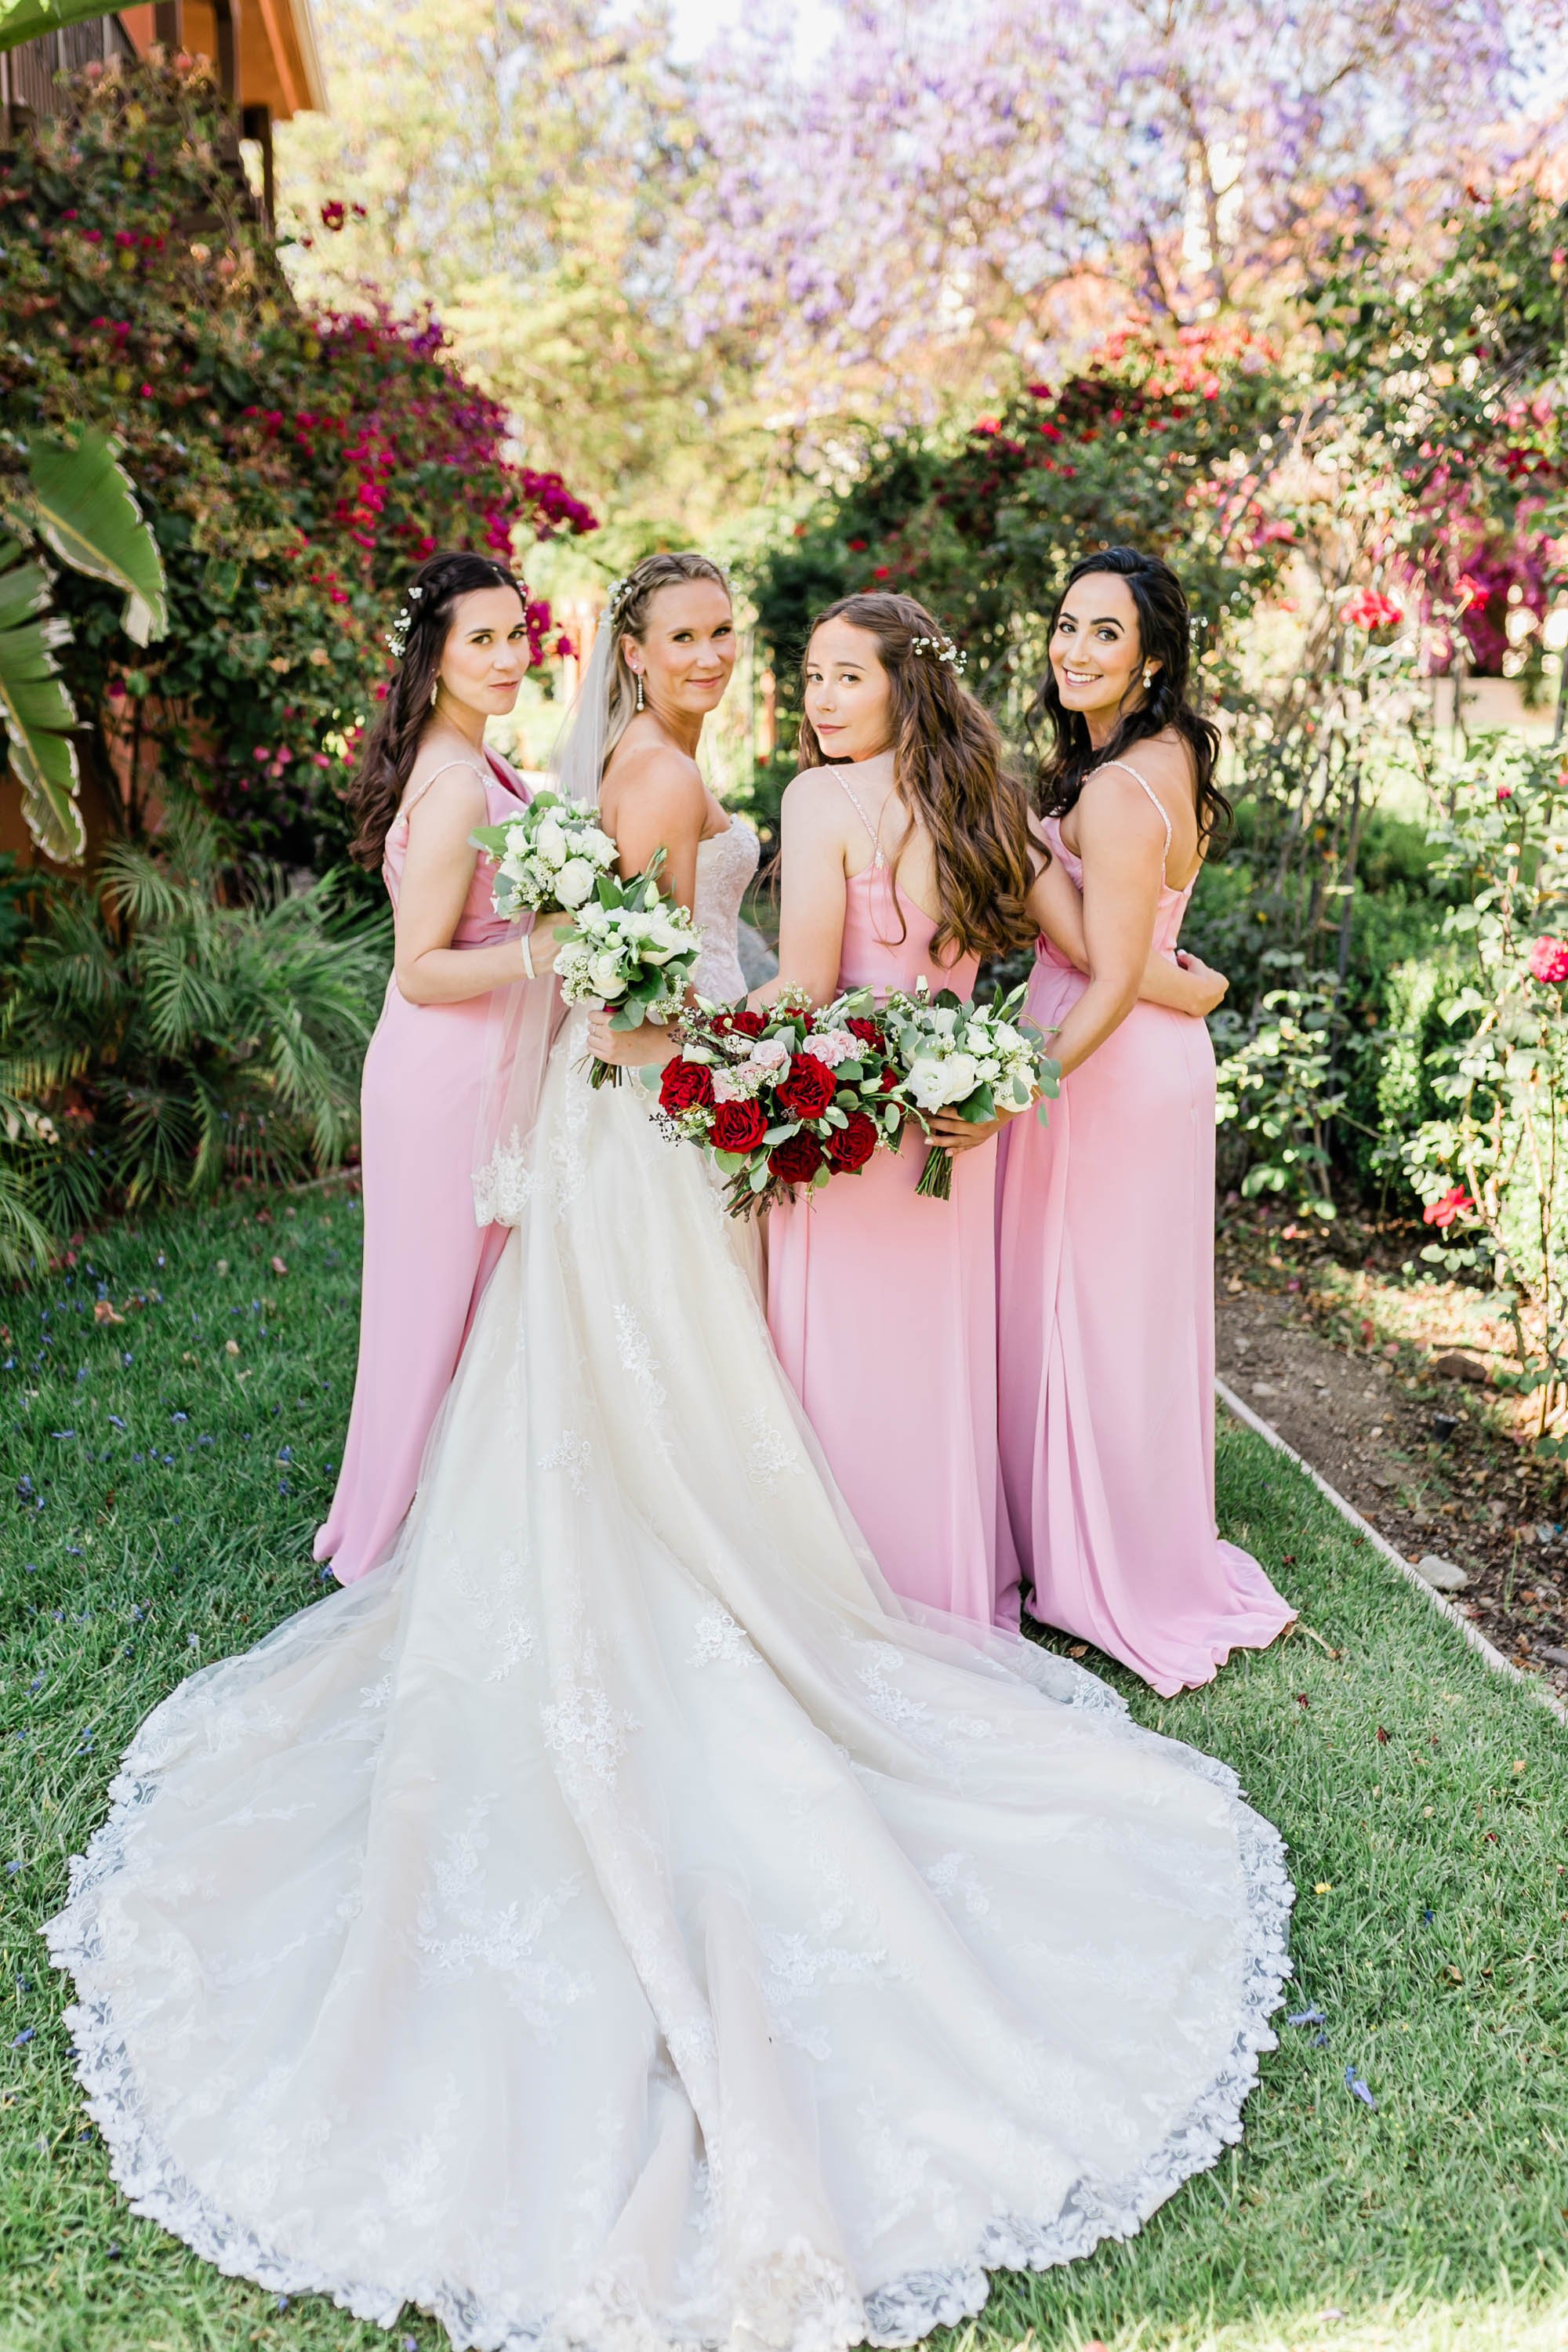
[0,53,597,873]
[750,319,1298,827]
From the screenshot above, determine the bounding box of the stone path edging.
[1216,1375,1568,1730]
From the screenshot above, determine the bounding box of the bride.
[49,553,1291,2352]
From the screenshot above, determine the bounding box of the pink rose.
[809,1028,861,1067]
[1529,936,1568,984]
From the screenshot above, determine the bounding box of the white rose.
[553,858,595,908]
[579,825,619,867]
[929,1007,960,1040]
[906,1056,958,1111]
[532,817,568,867]
[589,951,629,999]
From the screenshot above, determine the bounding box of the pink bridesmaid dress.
[996,758,1295,1694]
[314,750,532,1586]
[767,753,1012,1628]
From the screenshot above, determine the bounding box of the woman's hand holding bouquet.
[887,979,1059,1199]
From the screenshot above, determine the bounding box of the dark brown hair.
[797,592,1036,965]
[347,550,528,867]
[1032,546,1229,846]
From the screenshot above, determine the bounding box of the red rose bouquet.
[655,990,904,1217]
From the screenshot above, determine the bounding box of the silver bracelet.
[519,931,535,982]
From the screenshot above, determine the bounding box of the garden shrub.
[0,811,387,1281]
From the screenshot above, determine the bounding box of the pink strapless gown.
[996,810,1295,1695]
[768,776,1007,1628]
[314,752,531,1586]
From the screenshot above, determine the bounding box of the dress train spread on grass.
[47,847,1292,2352]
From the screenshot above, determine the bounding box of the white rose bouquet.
[554,848,702,1088]
[471,791,620,921]
[885,978,1058,1199]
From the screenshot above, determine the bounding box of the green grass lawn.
[2,1190,1566,2352]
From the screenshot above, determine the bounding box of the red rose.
[778,1053,836,1120]
[720,1008,767,1040]
[844,1016,882,1046]
[711,1098,767,1153]
[659,1058,715,1115]
[769,1131,825,1186]
[880,1065,900,1092]
[826,1110,878,1173]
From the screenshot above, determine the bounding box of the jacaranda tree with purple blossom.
[684,0,1565,434]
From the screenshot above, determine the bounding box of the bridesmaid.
[996,545,1296,1691]
[764,592,1222,1629]
[314,550,561,1586]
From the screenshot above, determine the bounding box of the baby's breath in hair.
[909,631,966,673]
[385,582,425,660]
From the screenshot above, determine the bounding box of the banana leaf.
[0,0,116,52]
[0,534,85,866]
[22,430,169,646]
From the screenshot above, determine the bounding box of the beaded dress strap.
[1095,757,1173,864]
[833,770,886,869]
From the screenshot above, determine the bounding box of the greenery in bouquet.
[655,990,905,1218]
[886,979,1058,1200]
[554,851,701,1087]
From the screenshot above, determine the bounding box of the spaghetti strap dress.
[313,749,534,1587]
[767,752,1013,1628]
[996,758,1296,1694]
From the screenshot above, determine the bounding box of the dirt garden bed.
[1215,1199,1568,1704]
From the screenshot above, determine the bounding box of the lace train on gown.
[47,832,1292,2352]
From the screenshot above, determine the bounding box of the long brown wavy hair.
[797,593,1036,965]
[347,550,528,868]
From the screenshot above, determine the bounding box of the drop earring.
[430,677,440,709]
[1142,664,1156,690]
[635,673,644,712]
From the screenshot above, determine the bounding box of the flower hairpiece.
[910,632,967,674]
[385,582,424,660]
[604,575,634,628]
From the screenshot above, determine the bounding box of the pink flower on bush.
[1530,936,1568,984]
[554,634,575,659]
[321,201,347,232]
[1423,1184,1475,1229]
[1341,590,1403,631]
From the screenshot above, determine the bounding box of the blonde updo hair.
[601,550,730,768]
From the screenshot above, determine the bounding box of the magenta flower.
[1529,936,1568,984]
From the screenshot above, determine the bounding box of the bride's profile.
[49,553,1293,2352]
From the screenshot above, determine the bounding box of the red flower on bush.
[1341,589,1403,631]
[778,1053,836,1119]
[659,1058,716,1115]
[1423,1184,1475,1229]
[847,537,868,552]
[825,1109,878,1173]
[1529,936,1568,984]
[769,1131,824,1186]
[711,1098,767,1154]
[321,200,347,232]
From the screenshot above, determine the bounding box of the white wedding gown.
[49,824,1291,2352]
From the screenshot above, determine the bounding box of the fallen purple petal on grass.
[1287,2005,1327,2028]
[1345,2065,1378,2109]
[12,2028,34,2046]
